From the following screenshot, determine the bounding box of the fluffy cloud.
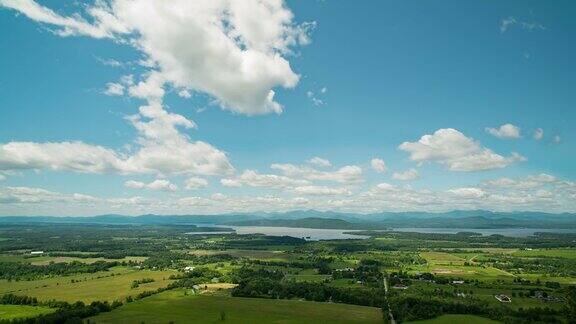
[448,187,487,199]
[0,102,233,176]
[291,185,351,196]
[484,173,557,189]
[0,186,99,204]
[1,0,311,115]
[485,124,521,139]
[308,157,331,168]
[392,168,419,181]
[370,158,387,173]
[125,179,177,192]
[399,128,525,172]
[185,177,208,190]
[271,163,363,184]
[222,170,309,189]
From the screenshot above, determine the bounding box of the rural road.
[384,277,396,324]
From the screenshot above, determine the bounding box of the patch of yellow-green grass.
[421,252,466,265]
[0,254,27,263]
[90,289,383,324]
[512,248,576,259]
[29,256,147,265]
[410,264,514,281]
[0,267,177,303]
[0,304,55,320]
[407,314,501,324]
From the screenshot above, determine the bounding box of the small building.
[495,294,511,303]
[30,251,44,255]
[452,280,465,284]
[211,277,220,283]
[184,266,195,272]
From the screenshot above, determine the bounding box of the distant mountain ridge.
[0,210,575,229]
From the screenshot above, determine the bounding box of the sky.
[0,0,575,216]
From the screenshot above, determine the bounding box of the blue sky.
[0,0,574,215]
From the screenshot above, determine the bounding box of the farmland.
[90,289,383,324]
[0,224,574,323]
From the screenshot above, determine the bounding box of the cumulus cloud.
[291,185,351,196]
[222,170,309,189]
[392,168,419,181]
[1,0,312,115]
[0,102,234,176]
[399,128,525,172]
[448,187,487,199]
[185,177,208,190]
[271,163,363,184]
[308,157,331,168]
[485,124,521,139]
[370,158,387,173]
[125,179,177,192]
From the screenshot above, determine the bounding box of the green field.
[512,248,576,259]
[0,304,55,320]
[407,314,501,324]
[90,289,383,323]
[0,267,177,303]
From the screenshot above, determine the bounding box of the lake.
[187,225,576,240]
[187,225,370,241]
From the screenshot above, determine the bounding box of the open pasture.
[0,304,55,320]
[90,289,384,324]
[0,267,177,303]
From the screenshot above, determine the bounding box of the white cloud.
[399,128,525,172]
[485,123,521,139]
[308,157,331,168]
[291,185,351,196]
[125,179,177,192]
[220,178,242,188]
[370,158,387,173]
[271,163,363,184]
[185,177,208,190]
[222,170,309,189]
[0,102,234,176]
[392,168,419,181]
[104,82,124,96]
[533,128,544,141]
[448,187,487,199]
[484,173,557,190]
[0,186,99,204]
[178,89,191,99]
[1,0,312,115]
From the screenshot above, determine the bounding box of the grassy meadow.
[0,267,177,303]
[0,304,55,320]
[89,289,384,324]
